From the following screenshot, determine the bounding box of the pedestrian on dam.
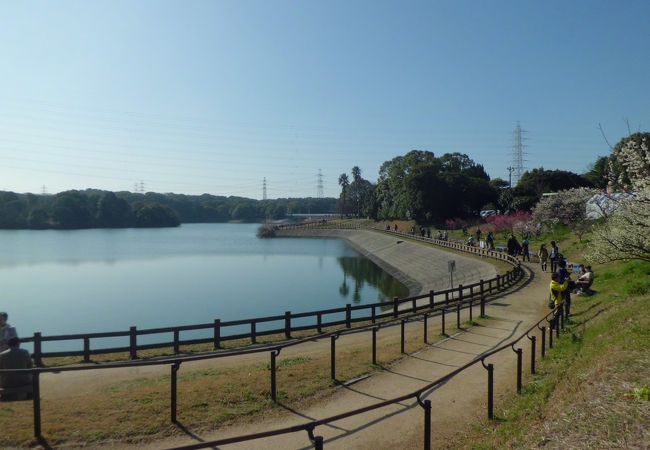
[521,238,530,262]
[549,272,568,329]
[539,244,549,272]
[550,241,560,272]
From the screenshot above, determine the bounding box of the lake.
[0,223,407,349]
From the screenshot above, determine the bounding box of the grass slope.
[447,236,650,449]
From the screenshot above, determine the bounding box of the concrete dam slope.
[275,228,498,296]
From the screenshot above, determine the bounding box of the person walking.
[549,241,560,272]
[538,244,549,272]
[521,238,530,262]
[549,272,568,330]
[558,259,573,319]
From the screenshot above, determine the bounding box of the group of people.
[506,234,530,260]
[545,241,595,328]
[0,312,33,400]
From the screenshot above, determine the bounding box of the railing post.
[458,284,464,306]
[83,336,90,363]
[496,274,501,290]
[372,327,378,365]
[445,290,449,305]
[441,308,446,336]
[371,306,376,324]
[171,362,180,423]
[423,399,432,450]
[330,335,338,380]
[33,332,42,367]
[515,348,523,393]
[549,322,554,348]
[173,329,180,354]
[530,335,536,374]
[429,290,434,308]
[469,300,473,322]
[317,313,323,333]
[251,321,257,344]
[129,326,137,360]
[345,304,352,328]
[314,435,324,450]
[400,320,406,354]
[540,326,546,358]
[213,319,221,349]
[285,311,292,339]
[456,303,461,329]
[480,295,486,318]
[479,279,484,299]
[270,350,278,401]
[423,313,428,344]
[486,362,494,419]
[393,297,399,318]
[32,371,41,439]
[412,298,417,313]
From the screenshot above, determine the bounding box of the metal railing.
[2,290,569,450]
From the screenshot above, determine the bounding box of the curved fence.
[2,287,570,450]
[22,225,521,366]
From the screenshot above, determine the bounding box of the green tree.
[96,192,132,227]
[583,156,609,189]
[133,204,180,227]
[51,191,93,229]
[513,168,593,210]
[338,173,350,216]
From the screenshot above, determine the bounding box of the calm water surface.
[0,224,407,348]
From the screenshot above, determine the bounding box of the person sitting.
[576,265,594,293]
[0,337,33,401]
[0,312,18,353]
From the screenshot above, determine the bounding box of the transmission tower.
[262,177,267,200]
[511,122,527,186]
[139,180,145,193]
[316,169,324,198]
[41,185,47,195]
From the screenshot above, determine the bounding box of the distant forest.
[0,190,337,230]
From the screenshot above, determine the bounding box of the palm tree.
[338,173,349,217]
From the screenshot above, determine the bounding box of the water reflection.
[337,256,409,304]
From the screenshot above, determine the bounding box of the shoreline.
[274,228,498,296]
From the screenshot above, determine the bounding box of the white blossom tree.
[587,134,650,263]
[531,187,599,241]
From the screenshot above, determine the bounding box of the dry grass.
[0,314,447,448]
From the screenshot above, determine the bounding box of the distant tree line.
[0,189,337,230]
[338,147,611,224]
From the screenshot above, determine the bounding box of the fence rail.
[23,225,522,366]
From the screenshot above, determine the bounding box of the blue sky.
[1,0,648,199]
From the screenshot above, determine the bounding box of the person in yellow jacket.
[549,272,568,328]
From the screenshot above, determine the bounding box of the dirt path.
[88,260,548,450]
